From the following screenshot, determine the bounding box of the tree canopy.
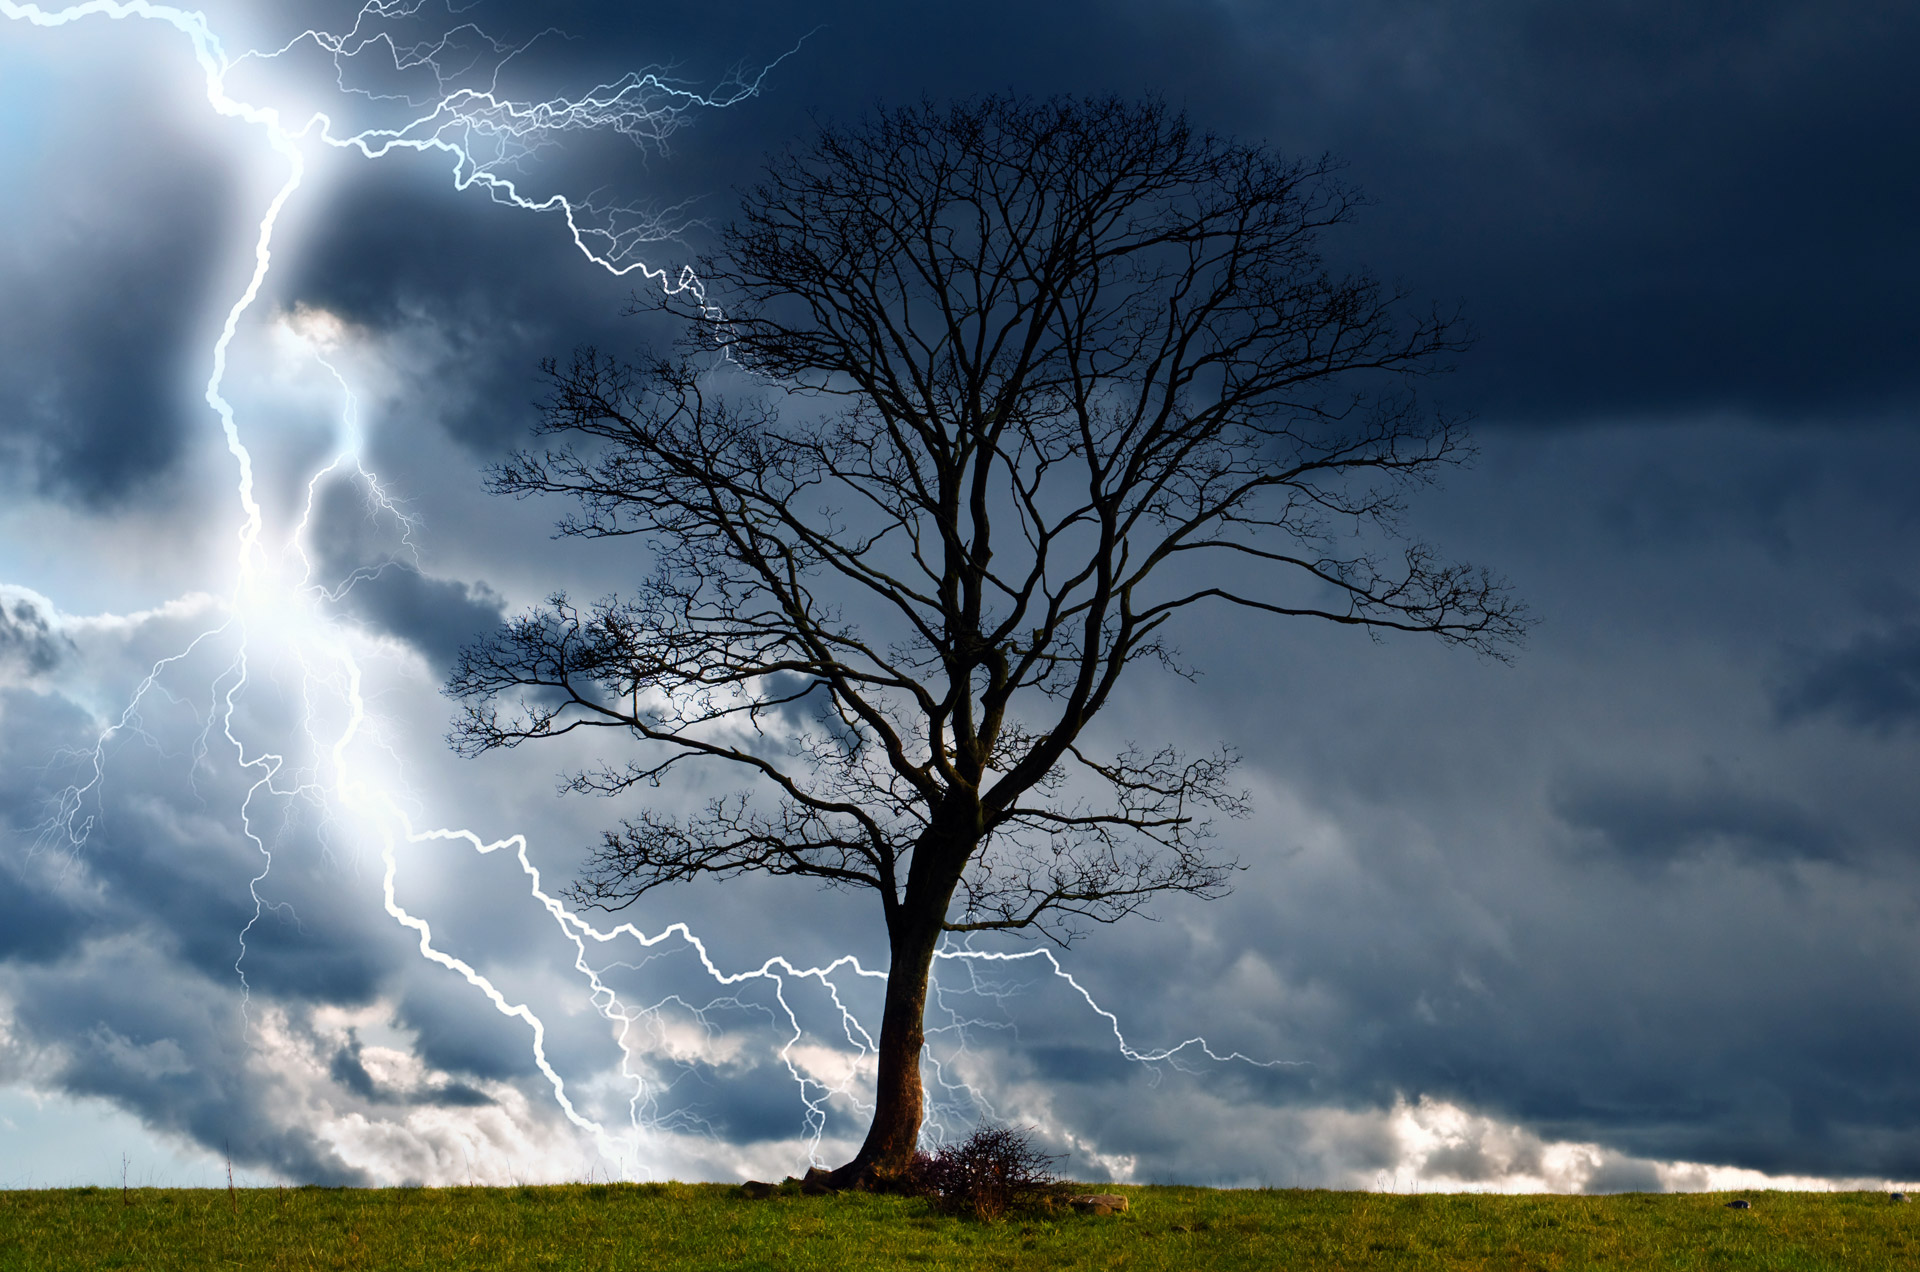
[448,94,1527,1183]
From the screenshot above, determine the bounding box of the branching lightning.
[2,0,1294,1182]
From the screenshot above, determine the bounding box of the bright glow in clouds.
[0,0,1290,1184]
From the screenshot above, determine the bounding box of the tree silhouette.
[448,94,1527,1187]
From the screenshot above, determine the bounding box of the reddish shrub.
[908,1125,1062,1220]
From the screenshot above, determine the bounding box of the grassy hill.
[2,1181,1913,1270]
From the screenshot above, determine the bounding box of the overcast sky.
[2,0,1918,1191]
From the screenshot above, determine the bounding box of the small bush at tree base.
[908,1125,1063,1220]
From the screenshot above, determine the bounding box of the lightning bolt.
[3,0,1293,1183]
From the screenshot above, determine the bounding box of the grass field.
[1,1182,1914,1270]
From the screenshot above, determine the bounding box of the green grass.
[1,1183,1913,1271]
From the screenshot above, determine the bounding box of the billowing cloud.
[0,596,73,681]
[285,474,506,674]
[1775,626,1920,734]
[1552,768,1842,864]
[0,37,236,508]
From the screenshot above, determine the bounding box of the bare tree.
[448,94,1527,1188]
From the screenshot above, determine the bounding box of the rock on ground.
[1066,1193,1129,1216]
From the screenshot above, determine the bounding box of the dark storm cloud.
[0,51,236,507]
[1774,626,1920,733]
[0,859,89,963]
[1552,769,1841,864]
[0,600,73,677]
[272,0,1920,433]
[10,960,370,1185]
[666,1060,821,1146]
[391,977,544,1085]
[0,675,384,1004]
[1048,859,1920,1180]
[304,477,508,672]
[0,664,526,1180]
[0,241,212,506]
[1018,420,1920,1183]
[1417,1132,1563,1191]
[1205,0,1920,422]
[329,1037,493,1107]
[333,565,507,676]
[1024,1044,1159,1089]
[0,689,101,963]
[282,154,650,456]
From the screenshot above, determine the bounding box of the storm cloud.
[1775,626,1920,734]
[1,0,1916,1190]
[0,598,72,679]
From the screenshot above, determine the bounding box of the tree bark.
[828,916,943,1189]
[829,823,973,1190]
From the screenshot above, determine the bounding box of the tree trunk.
[828,911,946,1189]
